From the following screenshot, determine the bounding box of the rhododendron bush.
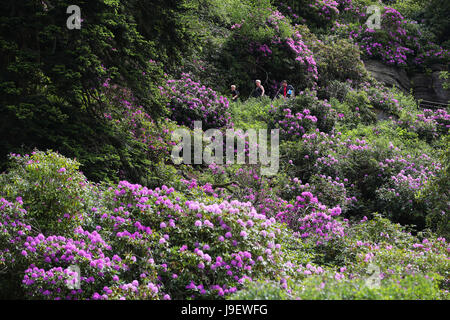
[0,151,313,299]
[1,122,449,300]
[333,5,449,67]
[2,141,447,300]
[161,74,232,130]
[220,8,318,97]
[268,89,337,138]
[277,0,342,28]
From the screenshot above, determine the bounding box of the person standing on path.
[276,80,295,99]
[252,80,265,98]
[231,85,239,102]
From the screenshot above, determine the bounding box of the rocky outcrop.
[411,65,450,105]
[363,60,450,106]
[364,60,411,93]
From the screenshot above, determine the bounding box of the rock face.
[363,60,450,106]
[364,60,411,93]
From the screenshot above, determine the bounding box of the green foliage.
[125,0,201,69]
[312,37,369,91]
[439,71,450,90]
[418,135,450,238]
[0,151,94,235]
[0,0,168,182]
[231,273,443,300]
[229,97,273,130]
[421,0,450,48]
[274,0,340,31]
[326,80,352,102]
[231,214,449,300]
[391,0,428,20]
[228,280,291,300]
[335,90,377,127]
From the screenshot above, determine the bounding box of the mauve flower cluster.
[335,6,449,66]
[356,81,403,115]
[161,73,232,130]
[0,198,32,268]
[285,30,319,84]
[19,228,130,299]
[277,190,347,245]
[397,108,450,140]
[278,0,356,25]
[375,152,442,213]
[291,129,374,177]
[269,91,336,139]
[308,0,340,21]
[270,106,318,137]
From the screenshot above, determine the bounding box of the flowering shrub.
[337,215,449,290]
[20,230,129,300]
[231,273,444,300]
[0,197,32,298]
[375,152,443,228]
[102,85,177,163]
[214,166,351,246]
[0,151,93,236]
[278,191,347,245]
[96,180,305,299]
[333,89,377,127]
[286,31,319,84]
[397,108,450,142]
[232,213,449,300]
[161,73,232,130]
[357,81,404,116]
[0,151,320,300]
[269,105,319,139]
[277,0,342,28]
[278,111,447,231]
[311,37,369,90]
[269,90,336,139]
[308,0,340,21]
[308,174,354,211]
[223,8,318,96]
[334,6,449,67]
[280,128,378,185]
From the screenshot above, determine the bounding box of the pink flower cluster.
[162,73,232,130]
[276,191,347,245]
[286,31,319,83]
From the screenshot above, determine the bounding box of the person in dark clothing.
[231,85,239,102]
[252,80,265,98]
[276,80,295,99]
